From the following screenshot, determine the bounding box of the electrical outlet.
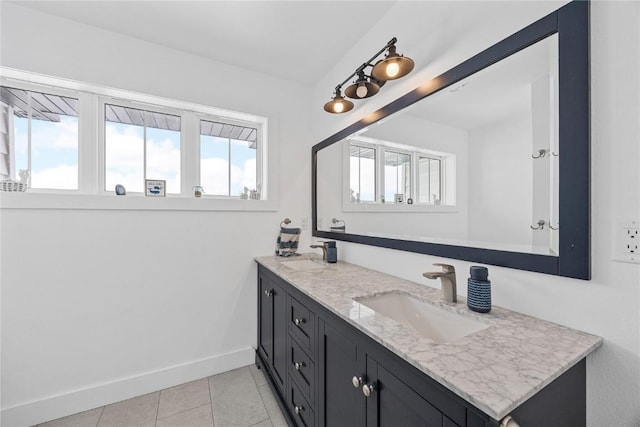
[624,227,638,252]
[614,219,640,264]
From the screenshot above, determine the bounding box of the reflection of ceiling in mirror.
[398,34,557,131]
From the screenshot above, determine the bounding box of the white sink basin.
[353,292,489,344]
[282,259,327,271]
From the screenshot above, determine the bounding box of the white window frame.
[197,113,264,199]
[348,143,377,203]
[98,97,185,195]
[0,79,87,194]
[343,138,456,213]
[0,69,273,211]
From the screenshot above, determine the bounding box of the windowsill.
[0,192,278,212]
[342,202,458,213]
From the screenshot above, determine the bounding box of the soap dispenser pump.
[467,266,491,313]
[325,241,337,263]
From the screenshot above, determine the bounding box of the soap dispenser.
[467,266,491,313]
[325,241,337,263]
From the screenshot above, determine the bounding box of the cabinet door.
[366,359,449,427]
[318,320,366,427]
[258,273,287,394]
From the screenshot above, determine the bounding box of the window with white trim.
[1,85,79,190]
[0,74,267,200]
[383,150,411,204]
[200,119,258,198]
[104,103,181,194]
[348,139,453,206]
[349,144,376,202]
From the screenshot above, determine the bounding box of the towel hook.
[531,149,547,159]
[530,220,546,230]
[280,218,292,227]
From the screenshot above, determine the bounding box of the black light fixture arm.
[324,37,413,113]
[332,37,398,94]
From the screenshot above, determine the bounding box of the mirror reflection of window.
[349,145,376,202]
[384,151,411,204]
[418,157,441,204]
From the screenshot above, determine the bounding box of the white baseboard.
[1,347,256,427]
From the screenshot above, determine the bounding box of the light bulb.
[356,83,368,98]
[334,101,344,113]
[386,61,400,78]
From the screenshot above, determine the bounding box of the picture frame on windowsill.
[145,179,166,197]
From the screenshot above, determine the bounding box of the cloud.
[31,164,78,189]
[105,123,180,193]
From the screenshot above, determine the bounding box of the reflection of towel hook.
[549,222,559,230]
[530,220,546,230]
[280,218,292,227]
[531,149,547,159]
[532,149,560,159]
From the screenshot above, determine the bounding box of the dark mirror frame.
[312,1,590,280]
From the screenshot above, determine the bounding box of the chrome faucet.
[423,263,457,303]
[310,243,328,261]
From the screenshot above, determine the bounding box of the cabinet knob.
[294,361,305,371]
[362,383,376,397]
[294,318,305,326]
[294,405,304,415]
[264,289,273,297]
[351,376,363,388]
[500,415,520,427]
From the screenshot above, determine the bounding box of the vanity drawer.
[289,296,315,352]
[288,375,315,427]
[289,337,316,404]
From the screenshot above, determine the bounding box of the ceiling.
[10,1,397,85]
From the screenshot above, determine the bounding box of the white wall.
[0,3,315,426]
[468,116,533,249]
[311,2,639,426]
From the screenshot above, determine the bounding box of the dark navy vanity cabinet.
[256,265,588,427]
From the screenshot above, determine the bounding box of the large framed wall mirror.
[312,1,590,279]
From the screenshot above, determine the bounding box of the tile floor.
[37,365,287,427]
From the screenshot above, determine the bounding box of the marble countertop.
[255,254,603,421]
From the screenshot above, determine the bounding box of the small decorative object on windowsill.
[407,198,413,205]
[249,184,261,200]
[115,184,126,195]
[394,193,404,204]
[145,179,166,197]
[193,185,204,198]
[240,187,249,199]
[0,180,27,192]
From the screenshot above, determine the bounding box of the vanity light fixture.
[324,37,414,114]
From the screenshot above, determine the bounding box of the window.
[0,85,79,190]
[104,104,181,194]
[347,139,452,207]
[384,150,411,204]
[0,73,268,202]
[349,145,376,202]
[418,156,441,204]
[200,119,258,197]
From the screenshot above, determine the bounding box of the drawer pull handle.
[294,361,305,370]
[294,405,304,415]
[351,376,363,388]
[294,318,305,326]
[362,383,376,397]
[264,289,273,297]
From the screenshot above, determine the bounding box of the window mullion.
[182,112,198,196]
[78,93,98,194]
